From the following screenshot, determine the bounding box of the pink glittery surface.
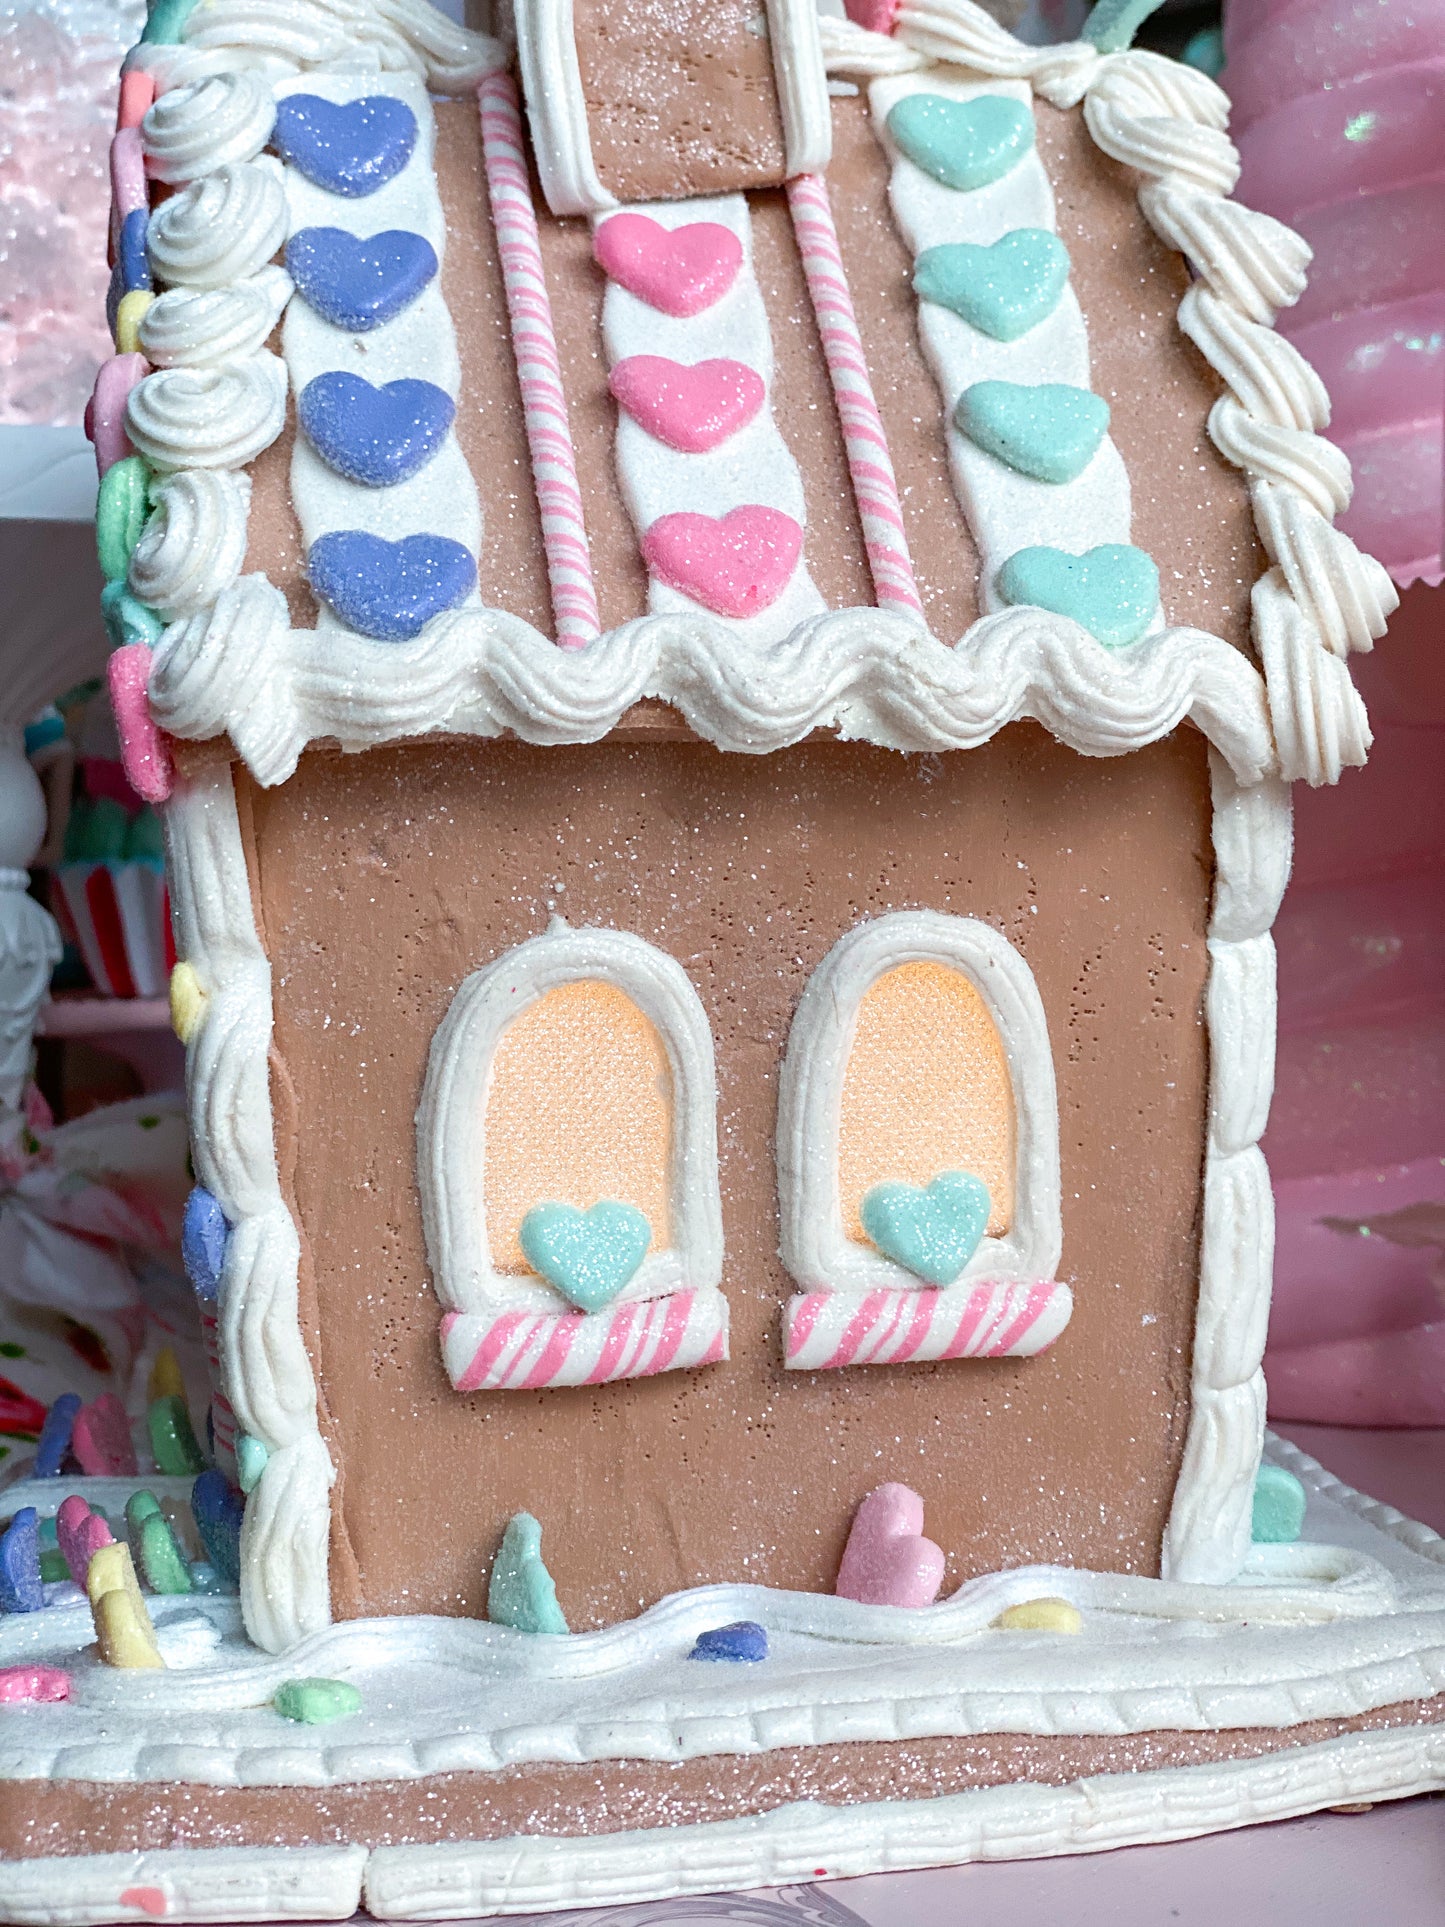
[1,0,145,426]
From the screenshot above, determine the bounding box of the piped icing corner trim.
[148,593,1279,787]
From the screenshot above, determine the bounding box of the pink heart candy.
[117,71,156,133]
[110,127,147,219]
[57,1495,115,1585]
[72,1392,139,1478]
[108,645,175,805]
[641,506,803,619]
[836,1482,946,1608]
[0,1665,71,1704]
[86,354,149,477]
[610,356,765,454]
[593,214,743,317]
[845,0,901,31]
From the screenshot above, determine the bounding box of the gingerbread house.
[11,0,1441,1913]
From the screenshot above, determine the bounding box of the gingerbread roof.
[98,0,1396,795]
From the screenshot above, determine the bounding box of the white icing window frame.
[778,911,1070,1371]
[419,920,724,1318]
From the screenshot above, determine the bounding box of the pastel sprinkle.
[96,454,151,580]
[35,1393,81,1477]
[108,643,175,805]
[118,1891,167,1920]
[126,1492,193,1595]
[297,373,455,488]
[1083,0,1168,53]
[0,1508,44,1614]
[689,1620,768,1663]
[518,1200,651,1313]
[58,1496,114,1587]
[861,1171,990,1286]
[488,1512,568,1635]
[836,1483,945,1609]
[993,1596,1083,1634]
[141,0,201,44]
[0,1665,71,1703]
[115,290,155,356]
[914,230,1070,342]
[956,380,1110,485]
[190,1469,243,1587]
[285,227,438,334]
[87,1542,163,1669]
[110,127,148,219]
[100,582,163,650]
[593,213,743,318]
[39,1550,69,1584]
[181,1185,228,1295]
[273,1677,362,1724]
[170,966,208,1049]
[148,1395,206,1476]
[996,542,1160,648]
[73,1391,138,1476]
[235,1433,269,1494]
[117,70,156,132]
[148,1346,186,1404]
[87,353,148,477]
[118,208,151,295]
[1252,1463,1307,1543]
[307,530,476,642]
[641,505,803,620]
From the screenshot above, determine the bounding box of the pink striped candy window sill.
[439,1287,729,1393]
[783,1279,1073,1373]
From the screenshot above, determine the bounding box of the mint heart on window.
[518,1201,651,1313]
[860,1171,992,1286]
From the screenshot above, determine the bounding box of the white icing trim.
[148,592,1278,787]
[1160,752,1292,1585]
[596,195,827,641]
[777,911,1060,1298]
[417,919,724,1319]
[765,0,833,177]
[512,0,618,216]
[0,1846,367,1927]
[274,72,482,606]
[163,766,331,1653]
[869,71,1149,627]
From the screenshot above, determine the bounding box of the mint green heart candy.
[861,1171,991,1287]
[915,229,1070,341]
[488,1511,568,1635]
[955,381,1110,485]
[96,455,152,583]
[273,1677,362,1724]
[518,1200,650,1313]
[887,94,1034,193]
[996,544,1159,648]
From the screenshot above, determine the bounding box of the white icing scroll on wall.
[417,921,728,1391]
[594,195,828,645]
[777,911,1070,1370]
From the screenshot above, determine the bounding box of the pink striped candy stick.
[786,173,924,624]
[785,1279,1073,1371]
[478,73,601,649]
[441,1288,728,1392]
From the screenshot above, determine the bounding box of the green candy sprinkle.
[236,1433,270,1495]
[273,1678,362,1724]
[101,582,164,651]
[127,1489,193,1594]
[96,456,152,582]
[141,0,202,45]
[148,1395,207,1476]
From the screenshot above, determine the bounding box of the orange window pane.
[483,979,674,1275]
[838,960,1015,1244]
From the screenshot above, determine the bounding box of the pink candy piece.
[593,214,743,318]
[844,0,901,33]
[835,1482,946,1609]
[110,127,148,220]
[108,646,175,805]
[117,71,156,132]
[57,1495,116,1586]
[609,356,765,455]
[0,1665,71,1704]
[641,506,803,620]
[85,354,149,477]
[71,1392,139,1478]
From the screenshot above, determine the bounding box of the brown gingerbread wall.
[238,721,1214,1629]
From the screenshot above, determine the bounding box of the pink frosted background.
[1,0,144,424]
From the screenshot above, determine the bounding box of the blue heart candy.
[955,381,1111,485]
[191,1469,244,1588]
[887,93,1034,193]
[298,373,455,487]
[518,1200,652,1314]
[861,1171,991,1286]
[307,531,476,641]
[0,1508,44,1614]
[914,229,1070,341]
[996,543,1160,648]
[690,1620,768,1663]
[285,227,437,333]
[273,94,418,198]
[35,1394,81,1479]
[182,1186,229,1303]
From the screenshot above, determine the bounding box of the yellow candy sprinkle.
[148,1344,186,1403]
[87,1543,163,1670]
[115,289,155,356]
[992,1597,1083,1635]
[169,961,206,1043]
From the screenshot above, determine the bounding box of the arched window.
[777,911,1070,1371]
[418,920,726,1391]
